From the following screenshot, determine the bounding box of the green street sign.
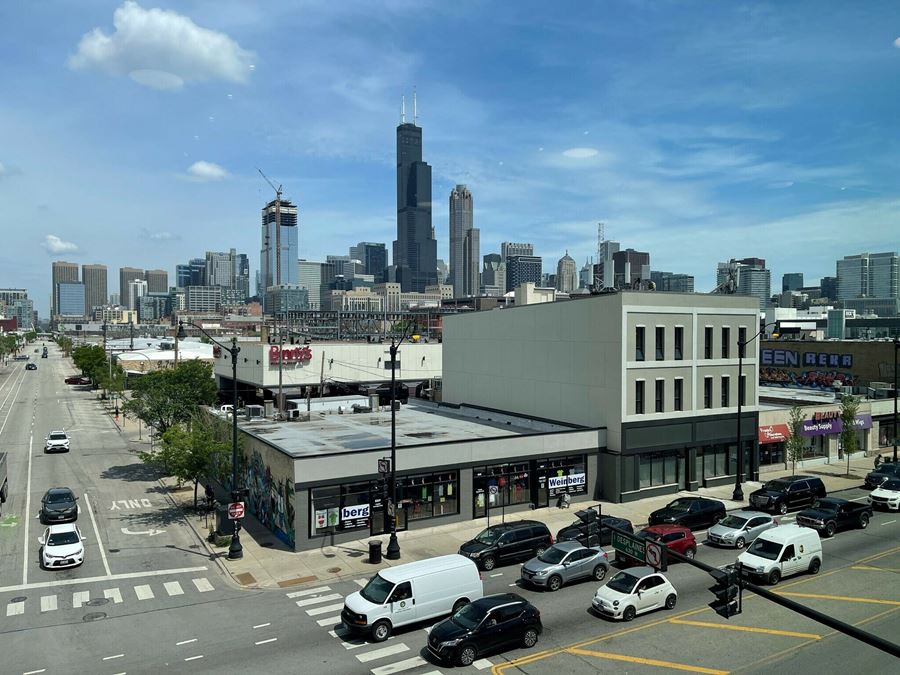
[611,531,645,562]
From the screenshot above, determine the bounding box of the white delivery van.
[341,554,483,642]
[736,524,822,585]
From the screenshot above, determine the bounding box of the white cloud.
[68,1,255,90]
[185,160,229,181]
[141,228,180,241]
[41,235,79,254]
[562,147,599,158]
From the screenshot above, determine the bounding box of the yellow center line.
[775,591,900,606]
[851,565,900,572]
[855,544,900,565]
[668,618,821,640]
[566,647,729,675]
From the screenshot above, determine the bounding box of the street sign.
[378,458,390,474]
[611,531,644,563]
[645,540,666,571]
[227,501,245,520]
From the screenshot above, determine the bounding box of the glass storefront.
[695,442,752,480]
[638,451,679,488]
[397,472,459,521]
[877,420,896,449]
[760,442,785,466]
[473,455,587,517]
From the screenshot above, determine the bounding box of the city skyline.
[2,2,900,314]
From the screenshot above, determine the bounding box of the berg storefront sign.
[801,414,872,437]
[269,345,313,365]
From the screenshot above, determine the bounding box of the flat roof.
[225,400,579,459]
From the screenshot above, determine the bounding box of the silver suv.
[521,541,609,591]
[45,431,70,453]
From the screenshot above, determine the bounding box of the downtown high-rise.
[449,185,479,298]
[260,198,300,310]
[51,261,79,317]
[82,264,108,316]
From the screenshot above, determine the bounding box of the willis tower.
[393,93,437,292]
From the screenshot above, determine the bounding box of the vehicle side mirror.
[637,590,642,597]
[38,537,45,545]
[81,536,87,541]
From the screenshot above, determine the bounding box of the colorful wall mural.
[760,367,857,390]
[245,449,296,548]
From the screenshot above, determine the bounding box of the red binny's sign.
[269,344,313,365]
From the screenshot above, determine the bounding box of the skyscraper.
[650,271,695,293]
[58,282,85,317]
[836,252,899,301]
[612,248,650,289]
[144,269,168,294]
[482,253,506,295]
[298,260,325,310]
[82,264,108,316]
[127,279,148,312]
[782,273,804,292]
[716,258,771,309]
[501,242,534,264]
[260,198,300,310]
[449,185,479,298]
[119,267,144,308]
[175,264,192,288]
[506,255,542,292]
[393,96,437,292]
[350,242,388,283]
[205,251,235,287]
[51,261,79,317]
[556,252,577,293]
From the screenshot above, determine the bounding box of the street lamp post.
[385,327,413,561]
[893,337,899,463]
[177,322,243,560]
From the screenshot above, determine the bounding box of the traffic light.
[708,567,741,619]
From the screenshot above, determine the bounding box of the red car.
[619,525,697,566]
[64,376,91,385]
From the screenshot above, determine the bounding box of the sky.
[1,1,899,316]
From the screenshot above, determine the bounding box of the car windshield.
[537,546,569,564]
[49,433,67,440]
[879,479,900,491]
[718,515,747,529]
[666,500,691,513]
[360,574,393,604]
[47,492,73,504]
[605,571,639,594]
[474,528,502,545]
[451,601,488,630]
[762,480,789,492]
[811,500,837,511]
[747,538,782,560]
[47,531,79,546]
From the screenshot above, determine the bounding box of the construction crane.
[258,168,284,286]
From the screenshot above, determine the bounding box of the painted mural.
[245,449,296,548]
[760,367,857,390]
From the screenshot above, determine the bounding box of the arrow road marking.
[121,527,166,536]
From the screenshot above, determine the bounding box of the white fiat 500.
[591,567,677,621]
[39,523,86,569]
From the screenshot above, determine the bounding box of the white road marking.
[23,427,34,587]
[329,629,389,650]
[355,643,409,663]
[370,656,428,675]
[72,591,90,608]
[40,595,57,612]
[104,588,123,604]
[0,565,209,594]
[176,639,197,646]
[882,520,897,525]
[184,655,203,662]
[6,600,25,616]
[102,654,124,661]
[23,669,46,675]
[134,585,154,600]
[192,578,214,592]
[473,658,494,670]
[316,615,342,627]
[83,493,112,577]
[295,593,342,607]
[508,583,518,587]
[286,585,332,598]
[306,603,346,616]
[252,623,271,629]
[255,638,277,646]
[490,573,503,577]
[354,578,368,587]
[164,581,184,596]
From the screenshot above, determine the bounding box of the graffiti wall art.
[760,367,857,390]
[245,449,296,548]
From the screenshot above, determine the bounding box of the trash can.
[368,540,383,564]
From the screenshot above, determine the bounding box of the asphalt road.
[1,346,898,675]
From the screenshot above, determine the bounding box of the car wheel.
[734,537,746,550]
[593,564,607,582]
[665,594,677,610]
[778,502,788,515]
[859,513,869,529]
[452,598,469,614]
[522,627,539,648]
[622,605,636,622]
[809,558,821,575]
[371,620,391,643]
[824,522,836,538]
[535,545,547,557]
[547,575,562,592]
[768,569,781,585]
[684,548,696,560]
[457,644,477,667]
[481,555,496,571]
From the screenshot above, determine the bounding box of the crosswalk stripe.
[192,578,214,593]
[135,585,154,600]
[6,600,25,616]
[356,644,409,663]
[164,581,184,596]
[316,615,343,627]
[473,658,494,670]
[328,629,386,650]
[354,578,368,587]
[369,656,428,675]
[72,591,90,608]
[306,603,346,616]
[286,586,332,598]
[104,588,123,604]
[40,595,57,612]
[295,593,342,607]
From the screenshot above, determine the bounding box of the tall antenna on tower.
[597,222,605,262]
[401,95,406,124]
[413,87,418,125]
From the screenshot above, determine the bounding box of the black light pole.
[893,336,899,463]
[178,322,243,560]
[734,321,778,501]
[385,329,411,561]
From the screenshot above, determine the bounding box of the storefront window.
[398,471,459,521]
[310,483,376,536]
[310,485,341,536]
[699,445,728,479]
[878,421,896,449]
[803,435,827,459]
[760,442,785,466]
[638,452,680,488]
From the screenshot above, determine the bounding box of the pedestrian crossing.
[287,580,494,675]
[4,577,215,617]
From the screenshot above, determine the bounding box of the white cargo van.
[341,554,483,642]
[736,524,822,585]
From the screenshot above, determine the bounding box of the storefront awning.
[758,424,791,444]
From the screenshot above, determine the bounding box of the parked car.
[748,475,826,515]
[64,376,91,385]
[868,478,900,511]
[707,510,777,549]
[459,521,553,571]
[737,524,822,585]
[591,567,677,621]
[520,541,609,591]
[797,498,872,537]
[556,508,633,547]
[864,463,900,489]
[648,497,726,530]
[39,487,79,524]
[39,523,86,569]
[427,593,542,666]
[619,525,697,565]
[44,431,70,453]
[25,363,37,371]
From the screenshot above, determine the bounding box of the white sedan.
[868,478,900,511]
[591,566,677,621]
[39,523,86,569]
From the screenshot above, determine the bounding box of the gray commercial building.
[717,258,771,310]
[82,264,108,317]
[782,273,804,292]
[185,285,222,312]
[119,267,145,309]
[265,284,309,315]
[260,199,300,312]
[556,252,577,293]
[836,252,899,303]
[349,242,388,284]
[651,271,695,293]
[57,282,86,317]
[144,269,168,294]
[482,254,506,296]
[506,255,542,293]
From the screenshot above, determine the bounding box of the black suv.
[556,508,634,547]
[748,475,826,514]
[648,497,726,530]
[39,487,78,524]
[459,520,553,571]
[865,463,900,489]
[427,593,542,666]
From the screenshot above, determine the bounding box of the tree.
[57,336,73,357]
[839,394,861,476]
[72,344,108,384]
[786,404,807,475]
[24,330,37,343]
[123,360,218,435]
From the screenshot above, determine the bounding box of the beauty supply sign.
[801,413,872,437]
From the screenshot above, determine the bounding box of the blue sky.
[1,1,899,316]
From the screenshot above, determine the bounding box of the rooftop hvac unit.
[245,404,264,420]
[288,409,301,420]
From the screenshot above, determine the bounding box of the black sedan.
[865,463,900,489]
[648,497,726,530]
[25,363,37,371]
[556,509,634,547]
[39,487,79,524]
[427,593,542,667]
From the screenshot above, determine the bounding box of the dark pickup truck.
[796,498,872,538]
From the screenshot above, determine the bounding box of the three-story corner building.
[441,291,762,502]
